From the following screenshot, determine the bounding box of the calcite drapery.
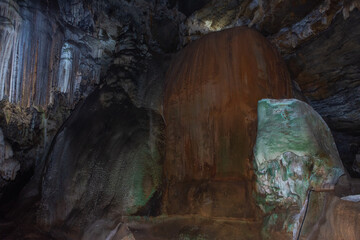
[164,27,292,218]
[0,0,64,107]
[0,0,104,108]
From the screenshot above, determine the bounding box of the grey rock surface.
[38,86,164,238]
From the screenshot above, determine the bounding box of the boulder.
[254,98,344,237]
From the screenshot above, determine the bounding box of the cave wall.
[38,86,164,238]
[286,9,360,176]
[0,0,99,107]
[0,0,183,206]
[0,0,358,205]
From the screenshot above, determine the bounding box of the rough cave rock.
[38,86,164,238]
[254,98,344,238]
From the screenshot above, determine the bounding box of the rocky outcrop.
[254,99,344,238]
[183,0,341,48]
[296,192,360,240]
[38,86,164,238]
[181,0,360,52]
[255,99,344,194]
[286,9,360,176]
[163,27,291,218]
[312,195,360,240]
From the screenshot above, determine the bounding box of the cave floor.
[0,215,266,240]
[123,215,264,240]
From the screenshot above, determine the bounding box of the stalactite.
[0,1,64,107]
[58,42,73,93]
[0,0,102,108]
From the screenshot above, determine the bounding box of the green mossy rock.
[254,99,344,209]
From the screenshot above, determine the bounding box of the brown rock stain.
[163,27,292,217]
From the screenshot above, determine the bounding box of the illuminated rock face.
[254,99,344,238]
[0,0,64,107]
[0,0,104,108]
[164,27,292,217]
[313,195,360,240]
[254,99,344,204]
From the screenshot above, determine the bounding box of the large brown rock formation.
[163,27,292,218]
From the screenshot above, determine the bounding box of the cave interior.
[0,0,360,239]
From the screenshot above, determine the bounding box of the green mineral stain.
[125,143,162,215]
[254,99,345,237]
[254,193,276,213]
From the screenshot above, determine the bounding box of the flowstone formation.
[254,99,344,238]
[164,27,292,219]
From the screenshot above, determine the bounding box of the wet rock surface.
[255,99,344,194]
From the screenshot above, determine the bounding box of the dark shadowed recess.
[167,0,210,16]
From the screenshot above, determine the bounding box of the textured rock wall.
[286,9,360,176]
[298,193,360,240]
[163,27,291,218]
[0,0,75,107]
[181,0,359,53]
[0,128,19,182]
[38,86,164,238]
[0,0,183,207]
